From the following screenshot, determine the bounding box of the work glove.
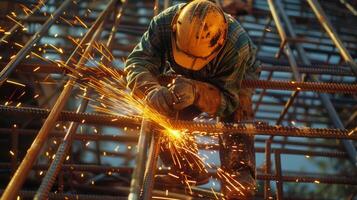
[145,86,176,116]
[169,76,222,115]
[234,88,254,121]
[169,76,196,110]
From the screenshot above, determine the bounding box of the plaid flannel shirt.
[124,3,260,117]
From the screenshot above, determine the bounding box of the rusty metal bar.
[273,0,308,127]
[142,132,161,199]
[128,119,151,200]
[0,1,117,199]
[275,0,357,167]
[7,9,357,44]
[154,0,159,16]
[11,126,19,175]
[162,76,357,94]
[12,62,354,76]
[2,127,350,150]
[256,16,272,53]
[34,94,96,199]
[0,163,133,173]
[257,173,357,185]
[261,3,307,192]
[0,147,349,169]
[163,0,170,10]
[0,0,74,86]
[340,0,357,16]
[1,105,356,139]
[307,0,357,76]
[0,105,140,127]
[275,150,283,200]
[264,138,273,199]
[268,2,304,166]
[72,184,196,199]
[34,1,126,198]
[261,2,357,197]
[0,128,139,142]
[273,148,348,158]
[254,71,273,114]
[95,127,102,165]
[0,190,125,200]
[0,1,48,45]
[275,90,299,125]
[267,0,301,82]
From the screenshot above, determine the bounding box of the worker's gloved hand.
[145,86,176,116]
[234,89,254,121]
[168,76,197,110]
[169,76,222,115]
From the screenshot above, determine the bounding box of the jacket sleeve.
[124,17,163,99]
[213,41,260,117]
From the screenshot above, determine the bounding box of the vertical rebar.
[275,150,283,200]
[154,0,160,16]
[256,16,272,53]
[142,132,161,199]
[275,89,300,125]
[267,0,302,82]
[128,119,151,200]
[0,0,73,86]
[11,125,19,175]
[34,1,126,198]
[34,88,97,200]
[163,0,170,10]
[0,1,117,199]
[307,0,357,76]
[0,0,48,46]
[264,138,272,199]
[275,0,357,167]
[254,71,273,114]
[95,131,102,165]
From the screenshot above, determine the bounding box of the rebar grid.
[0,0,356,199]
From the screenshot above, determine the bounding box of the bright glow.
[166,129,182,140]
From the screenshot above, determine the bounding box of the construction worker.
[124,0,260,199]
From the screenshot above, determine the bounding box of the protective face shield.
[171,0,228,71]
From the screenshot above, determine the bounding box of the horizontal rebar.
[0,190,125,200]
[161,75,357,93]
[3,128,350,150]
[257,174,357,185]
[10,62,353,76]
[0,105,356,139]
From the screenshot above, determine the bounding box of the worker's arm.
[235,44,260,121]
[124,16,177,116]
[213,40,260,118]
[124,16,163,99]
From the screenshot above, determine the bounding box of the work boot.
[219,133,256,199]
[219,89,257,199]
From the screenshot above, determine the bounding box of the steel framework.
[0,0,356,199]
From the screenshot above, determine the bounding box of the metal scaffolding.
[0,0,356,199]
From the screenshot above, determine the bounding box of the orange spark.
[6,15,25,28]
[6,80,26,87]
[75,16,88,29]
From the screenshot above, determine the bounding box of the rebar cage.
[0,0,356,199]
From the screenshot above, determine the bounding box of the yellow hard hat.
[171,0,228,71]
